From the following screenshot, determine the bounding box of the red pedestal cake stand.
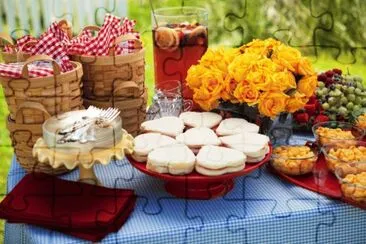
[128,145,272,199]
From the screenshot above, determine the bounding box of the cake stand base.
[165,179,234,199]
[78,164,101,186]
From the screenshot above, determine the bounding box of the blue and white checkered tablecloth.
[4,134,366,244]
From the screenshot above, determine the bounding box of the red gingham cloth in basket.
[68,14,140,56]
[0,62,54,78]
[0,21,73,78]
[0,14,140,78]
[30,33,73,72]
[3,35,38,53]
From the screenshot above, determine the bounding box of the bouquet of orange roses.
[186,38,317,119]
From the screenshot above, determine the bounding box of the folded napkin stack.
[0,173,136,242]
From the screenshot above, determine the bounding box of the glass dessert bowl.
[322,141,366,173]
[271,145,318,176]
[312,121,364,148]
[335,162,366,206]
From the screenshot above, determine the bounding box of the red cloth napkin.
[0,173,136,242]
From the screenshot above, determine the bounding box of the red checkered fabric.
[68,14,141,56]
[0,14,140,78]
[3,35,37,53]
[44,21,70,45]
[0,62,54,78]
[0,21,73,77]
[30,33,73,72]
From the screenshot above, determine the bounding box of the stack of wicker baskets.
[0,55,83,174]
[71,30,146,136]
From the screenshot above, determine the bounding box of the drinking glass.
[152,6,208,100]
[154,80,182,95]
[155,91,192,117]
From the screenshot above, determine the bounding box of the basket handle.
[58,19,73,39]
[0,32,14,46]
[21,55,61,78]
[79,25,101,36]
[109,33,143,55]
[15,101,51,124]
[113,81,140,97]
[17,40,37,61]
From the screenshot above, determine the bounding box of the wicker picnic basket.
[70,26,145,101]
[83,89,147,136]
[0,33,33,63]
[6,101,69,174]
[0,55,84,123]
[0,55,83,174]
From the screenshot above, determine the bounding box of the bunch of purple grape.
[316,69,366,121]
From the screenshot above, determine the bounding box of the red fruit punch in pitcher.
[152,7,208,100]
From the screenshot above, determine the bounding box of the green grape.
[347,94,356,102]
[355,88,362,95]
[317,81,325,88]
[335,84,342,90]
[341,85,348,92]
[345,77,354,83]
[356,82,364,90]
[316,89,323,97]
[347,86,355,94]
[362,98,366,106]
[322,103,330,110]
[328,97,337,105]
[338,106,348,116]
[353,105,362,112]
[334,89,342,97]
[329,107,338,113]
[346,102,354,110]
[340,96,348,105]
[328,114,337,120]
[355,96,362,105]
[353,75,363,83]
[322,87,329,94]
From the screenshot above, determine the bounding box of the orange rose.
[193,88,220,111]
[186,64,206,89]
[272,44,301,72]
[228,53,278,90]
[221,75,239,102]
[270,71,296,91]
[240,38,282,56]
[258,91,288,118]
[297,57,315,76]
[233,81,260,105]
[200,47,240,74]
[297,75,317,97]
[286,92,309,113]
